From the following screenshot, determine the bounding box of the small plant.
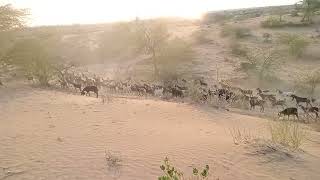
[279,33,309,57]
[158,157,211,180]
[269,121,307,151]
[105,150,122,168]
[262,33,272,42]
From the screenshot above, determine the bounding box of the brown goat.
[249,98,265,112]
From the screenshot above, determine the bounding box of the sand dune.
[1,83,320,180]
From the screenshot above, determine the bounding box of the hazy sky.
[1,0,297,26]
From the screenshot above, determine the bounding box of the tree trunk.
[152,49,159,77]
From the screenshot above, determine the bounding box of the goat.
[239,88,253,96]
[271,99,286,108]
[81,86,99,98]
[256,88,270,94]
[70,82,82,92]
[258,93,276,102]
[171,87,183,97]
[277,89,295,97]
[249,98,265,112]
[278,108,299,120]
[290,95,311,106]
[299,105,319,119]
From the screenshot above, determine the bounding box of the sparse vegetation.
[269,121,307,151]
[191,30,212,44]
[220,25,251,39]
[230,43,248,57]
[99,22,138,59]
[5,38,56,86]
[159,157,211,180]
[279,33,310,57]
[261,17,285,28]
[294,70,320,96]
[240,48,280,82]
[296,0,320,23]
[229,126,255,145]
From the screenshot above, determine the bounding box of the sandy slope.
[1,83,320,180]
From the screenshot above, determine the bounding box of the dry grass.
[269,120,307,151]
[220,25,251,39]
[101,94,113,104]
[229,126,255,145]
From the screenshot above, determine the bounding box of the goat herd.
[56,72,319,123]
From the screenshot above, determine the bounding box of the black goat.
[278,108,299,120]
[81,86,99,98]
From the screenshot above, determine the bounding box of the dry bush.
[191,29,212,44]
[279,33,310,57]
[203,13,232,24]
[5,38,56,86]
[99,22,138,59]
[158,38,195,81]
[261,17,284,28]
[230,43,248,57]
[229,126,255,145]
[105,150,122,179]
[105,150,122,168]
[293,70,320,97]
[269,121,307,151]
[101,94,113,104]
[185,83,203,103]
[239,48,281,83]
[220,25,251,39]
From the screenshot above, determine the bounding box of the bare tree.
[135,20,170,77]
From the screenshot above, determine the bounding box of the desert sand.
[1,82,320,180]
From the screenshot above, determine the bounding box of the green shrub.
[158,157,211,180]
[279,33,310,57]
[269,121,307,151]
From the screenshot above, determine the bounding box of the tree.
[297,0,320,23]
[99,22,137,60]
[0,4,29,31]
[135,20,194,79]
[5,38,55,86]
[0,4,29,78]
[135,20,170,77]
[295,70,320,97]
